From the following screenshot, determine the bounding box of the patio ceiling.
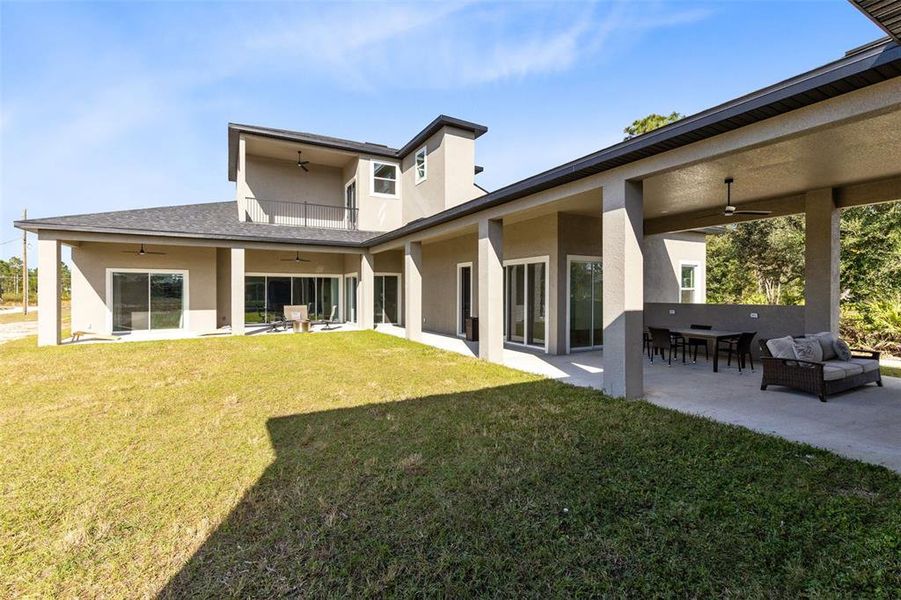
[642,105,901,225]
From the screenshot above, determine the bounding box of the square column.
[360,251,375,329]
[804,188,840,334]
[478,218,503,362]
[230,248,245,335]
[404,241,423,342]
[602,179,644,398]
[37,236,61,346]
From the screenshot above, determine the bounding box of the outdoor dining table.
[669,328,742,373]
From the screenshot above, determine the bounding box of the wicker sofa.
[759,333,882,402]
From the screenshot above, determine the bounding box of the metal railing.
[244,197,359,230]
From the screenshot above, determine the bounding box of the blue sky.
[0,0,883,260]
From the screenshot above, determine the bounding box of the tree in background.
[623,112,684,139]
[705,203,901,354]
[0,257,71,303]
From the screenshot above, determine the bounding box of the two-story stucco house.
[15,35,901,398]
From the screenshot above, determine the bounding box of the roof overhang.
[228,115,488,182]
[851,0,901,42]
[365,39,901,247]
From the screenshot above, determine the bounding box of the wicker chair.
[648,327,685,366]
[759,338,882,402]
[687,324,712,362]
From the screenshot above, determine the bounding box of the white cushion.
[848,358,880,373]
[806,332,838,361]
[793,338,824,363]
[766,336,796,359]
[822,365,847,381]
[823,360,865,378]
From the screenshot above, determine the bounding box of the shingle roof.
[15,201,380,247]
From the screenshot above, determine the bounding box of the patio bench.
[759,333,882,402]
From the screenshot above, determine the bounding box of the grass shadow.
[159,380,899,598]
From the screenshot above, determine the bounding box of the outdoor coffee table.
[670,328,742,373]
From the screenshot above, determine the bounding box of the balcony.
[243,197,358,230]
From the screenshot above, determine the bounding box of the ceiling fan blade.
[144,251,167,255]
[733,210,772,216]
[300,164,309,172]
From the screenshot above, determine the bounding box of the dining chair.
[688,324,712,362]
[648,327,685,366]
[718,331,757,373]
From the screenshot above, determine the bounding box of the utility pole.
[22,209,28,315]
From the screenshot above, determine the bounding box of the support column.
[37,236,61,347]
[478,218,503,362]
[230,247,245,335]
[804,188,840,334]
[360,251,375,329]
[404,241,422,342]
[602,179,644,398]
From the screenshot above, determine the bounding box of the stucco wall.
[355,156,404,232]
[643,231,707,303]
[244,155,344,207]
[71,242,218,334]
[644,302,805,358]
[421,234,478,336]
[401,130,445,223]
[245,249,348,275]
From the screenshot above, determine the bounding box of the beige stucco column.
[404,241,423,341]
[478,218,504,362]
[360,251,375,329]
[602,179,644,398]
[37,236,61,347]
[804,188,840,334]
[230,248,245,335]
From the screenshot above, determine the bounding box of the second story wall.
[352,156,404,233]
[243,155,344,208]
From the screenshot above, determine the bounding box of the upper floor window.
[680,262,698,303]
[372,161,398,196]
[414,147,427,184]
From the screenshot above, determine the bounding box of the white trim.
[501,255,550,353]
[456,261,473,337]
[565,255,603,354]
[414,146,427,185]
[370,160,400,198]
[105,268,189,334]
[679,260,700,304]
[374,272,403,325]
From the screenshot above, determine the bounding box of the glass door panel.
[149,274,184,329]
[266,277,291,322]
[591,263,603,346]
[569,262,592,349]
[112,272,149,332]
[527,263,545,346]
[383,276,399,324]
[506,264,525,343]
[317,277,339,321]
[374,277,385,324]
[459,266,471,335]
[345,276,357,322]
[245,276,265,324]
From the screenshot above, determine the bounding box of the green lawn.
[1,332,898,598]
[883,365,901,378]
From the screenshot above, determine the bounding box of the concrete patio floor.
[377,325,901,473]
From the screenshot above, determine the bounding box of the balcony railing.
[244,197,359,230]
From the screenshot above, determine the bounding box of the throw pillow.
[806,332,838,360]
[766,336,796,359]
[792,337,823,363]
[833,338,852,361]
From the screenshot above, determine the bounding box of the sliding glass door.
[568,258,603,350]
[374,275,400,324]
[457,264,472,335]
[504,259,547,349]
[245,274,341,323]
[112,271,185,332]
[344,276,358,323]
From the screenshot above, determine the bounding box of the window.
[414,147,427,184]
[680,263,697,303]
[371,161,398,196]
